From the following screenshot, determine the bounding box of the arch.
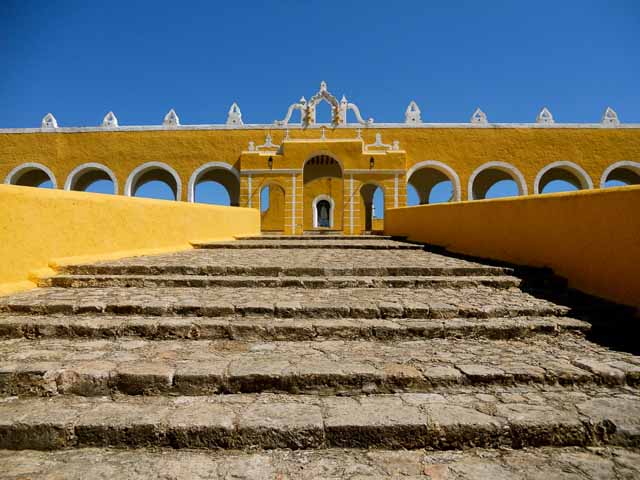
[360,182,385,232]
[4,162,57,188]
[64,162,118,194]
[260,181,286,232]
[406,160,461,203]
[534,161,593,194]
[599,161,640,188]
[125,161,182,200]
[312,194,335,228]
[187,162,240,204]
[303,152,343,180]
[468,161,527,200]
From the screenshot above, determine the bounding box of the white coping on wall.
[64,162,119,194]
[599,161,640,187]
[406,160,462,202]
[1,122,639,134]
[312,194,335,229]
[467,161,528,200]
[4,162,58,188]
[187,161,240,202]
[534,161,594,194]
[124,161,182,200]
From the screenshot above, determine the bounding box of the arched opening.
[65,163,117,194]
[188,163,240,206]
[5,163,56,189]
[360,183,384,232]
[303,154,343,231]
[535,162,592,194]
[126,162,181,201]
[468,162,527,200]
[406,162,460,204]
[260,183,286,232]
[600,162,640,188]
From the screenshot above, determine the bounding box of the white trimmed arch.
[406,160,462,202]
[303,151,344,172]
[187,162,240,203]
[312,194,335,228]
[467,161,528,200]
[125,161,182,200]
[534,161,593,194]
[4,162,57,188]
[599,161,640,188]
[64,162,118,194]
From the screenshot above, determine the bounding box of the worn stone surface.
[0,446,638,479]
[0,236,638,477]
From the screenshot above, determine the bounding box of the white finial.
[320,81,327,91]
[300,96,307,104]
[601,107,620,126]
[536,107,554,124]
[470,108,488,125]
[163,108,180,126]
[405,101,421,124]
[248,141,255,151]
[102,111,118,128]
[356,128,362,140]
[226,102,243,125]
[284,129,290,140]
[341,95,348,104]
[41,113,58,129]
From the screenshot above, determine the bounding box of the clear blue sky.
[2,0,639,205]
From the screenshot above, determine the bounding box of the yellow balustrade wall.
[384,186,640,311]
[0,185,260,295]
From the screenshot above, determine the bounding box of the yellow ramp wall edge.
[384,185,640,311]
[0,185,260,295]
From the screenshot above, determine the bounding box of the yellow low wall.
[384,186,640,310]
[0,185,260,295]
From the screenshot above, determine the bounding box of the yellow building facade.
[1,82,639,235]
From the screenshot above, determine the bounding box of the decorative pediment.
[102,111,118,128]
[226,102,243,126]
[405,101,421,124]
[536,107,554,124]
[471,108,488,124]
[601,107,620,126]
[41,113,58,129]
[163,109,180,127]
[276,81,372,128]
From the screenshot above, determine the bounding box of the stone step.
[193,240,422,250]
[0,389,638,450]
[60,263,515,277]
[0,315,590,342]
[39,274,523,289]
[2,445,639,479]
[0,287,571,318]
[237,235,393,240]
[3,336,638,397]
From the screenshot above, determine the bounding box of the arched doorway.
[188,162,240,206]
[360,183,384,232]
[406,161,461,205]
[600,161,640,188]
[260,183,286,232]
[303,154,343,231]
[534,161,592,194]
[5,163,57,189]
[125,162,181,201]
[65,163,117,194]
[468,162,527,200]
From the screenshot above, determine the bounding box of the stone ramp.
[0,235,638,475]
[1,446,638,479]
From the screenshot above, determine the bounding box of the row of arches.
[406,160,640,204]
[3,162,242,205]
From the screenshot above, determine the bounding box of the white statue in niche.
[41,113,58,128]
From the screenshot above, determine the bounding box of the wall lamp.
[268,156,273,169]
[369,156,375,169]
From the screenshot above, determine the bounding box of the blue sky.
[2,0,638,206]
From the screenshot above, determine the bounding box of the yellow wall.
[260,183,286,232]
[0,185,260,295]
[385,186,640,310]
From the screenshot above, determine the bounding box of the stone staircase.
[0,236,639,478]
